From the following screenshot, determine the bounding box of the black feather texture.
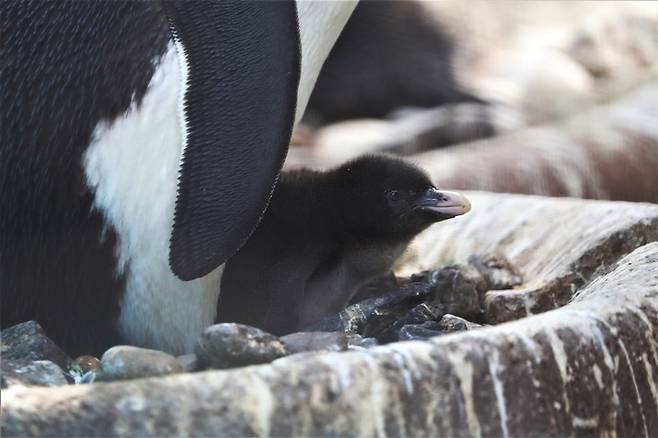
[165,0,301,281]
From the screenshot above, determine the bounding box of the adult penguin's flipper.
[165,1,300,281]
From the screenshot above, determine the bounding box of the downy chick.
[217,154,471,335]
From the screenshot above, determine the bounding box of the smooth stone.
[195,323,289,370]
[280,332,348,354]
[98,346,183,382]
[1,359,68,389]
[0,321,70,370]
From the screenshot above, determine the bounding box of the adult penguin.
[0,1,357,356]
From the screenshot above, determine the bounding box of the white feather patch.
[294,0,358,123]
[83,43,221,355]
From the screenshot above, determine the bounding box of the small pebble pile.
[0,254,521,387]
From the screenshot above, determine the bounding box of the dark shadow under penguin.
[217,155,471,335]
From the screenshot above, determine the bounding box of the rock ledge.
[2,194,656,437]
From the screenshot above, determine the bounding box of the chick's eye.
[387,190,401,201]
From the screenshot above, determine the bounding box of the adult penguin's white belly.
[83,43,211,355]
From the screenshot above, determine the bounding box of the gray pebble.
[1,359,68,388]
[98,346,183,381]
[437,314,469,332]
[1,321,70,370]
[195,323,289,369]
[429,265,482,319]
[307,283,432,334]
[438,314,484,332]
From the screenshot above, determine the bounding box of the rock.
[290,86,658,205]
[379,302,447,343]
[436,314,469,333]
[280,332,348,354]
[398,321,445,341]
[1,359,67,389]
[428,265,482,320]
[468,254,523,291]
[409,255,522,313]
[0,321,70,370]
[399,192,658,323]
[2,200,657,437]
[319,103,501,155]
[195,324,289,370]
[98,346,183,382]
[568,14,658,79]
[487,48,595,124]
[412,85,658,204]
[176,354,199,373]
[400,302,446,325]
[395,313,482,342]
[346,334,378,350]
[307,283,431,335]
[67,355,102,384]
[72,355,101,373]
[284,101,515,170]
[311,272,482,344]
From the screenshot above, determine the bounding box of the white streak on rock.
[488,349,510,438]
[545,328,572,416]
[616,337,650,437]
[517,333,542,363]
[641,354,658,412]
[573,416,599,429]
[627,306,658,367]
[592,364,604,389]
[449,348,482,437]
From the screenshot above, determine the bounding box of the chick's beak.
[418,187,471,218]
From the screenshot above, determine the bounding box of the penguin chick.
[217,154,471,335]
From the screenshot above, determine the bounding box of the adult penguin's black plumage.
[218,155,471,335]
[0,1,357,356]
